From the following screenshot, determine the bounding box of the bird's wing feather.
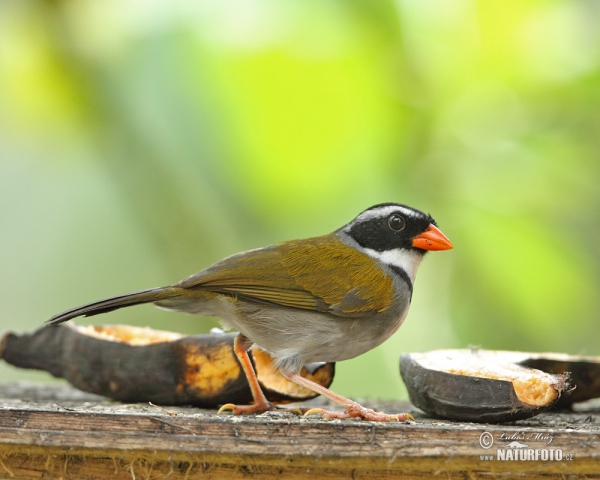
[178,236,394,317]
[278,236,394,316]
[178,246,323,310]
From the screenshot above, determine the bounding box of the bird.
[46,202,453,422]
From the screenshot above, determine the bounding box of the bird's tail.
[45,286,180,326]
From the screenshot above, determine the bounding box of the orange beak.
[412,224,453,251]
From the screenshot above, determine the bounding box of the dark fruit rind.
[0,324,334,407]
[400,351,569,423]
[516,354,600,406]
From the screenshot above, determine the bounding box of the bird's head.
[338,203,453,282]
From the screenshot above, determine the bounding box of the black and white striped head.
[338,203,453,282]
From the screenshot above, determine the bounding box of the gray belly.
[158,293,409,374]
[227,300,409,373]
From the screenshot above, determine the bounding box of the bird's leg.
[218,334,276,415]
[282,371,414,423]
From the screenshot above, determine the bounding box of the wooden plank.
[0,383,599,479]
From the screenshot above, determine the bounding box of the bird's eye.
[388,214,405,231]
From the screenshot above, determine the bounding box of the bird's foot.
[218,401,304,416]
[303,402,415,423]
[218,401,274,415]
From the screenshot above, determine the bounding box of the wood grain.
[0,383,599,479]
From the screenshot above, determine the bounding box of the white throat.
[363,248,423,283]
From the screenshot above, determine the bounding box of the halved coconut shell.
[0,324,335,407]
[400,350,571,423]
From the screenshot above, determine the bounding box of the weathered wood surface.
[0,383,599,479]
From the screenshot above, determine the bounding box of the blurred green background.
[1,0,599,400]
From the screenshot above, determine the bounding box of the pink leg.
[283,371,414,423]
[218,334,275,415]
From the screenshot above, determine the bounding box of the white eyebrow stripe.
[356,205,421,222]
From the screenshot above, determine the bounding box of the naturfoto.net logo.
[478,431,574,462]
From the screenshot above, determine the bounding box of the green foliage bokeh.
[1,0,599,399]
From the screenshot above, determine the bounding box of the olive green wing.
[277,236,394,316]
[179,236,393,317]
[178,246,324,311]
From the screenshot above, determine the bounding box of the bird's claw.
[218,402,273,415]
[218,402,304,416]
[303,407,328,418]
[303,405,415,423]
[217,403,240,414]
